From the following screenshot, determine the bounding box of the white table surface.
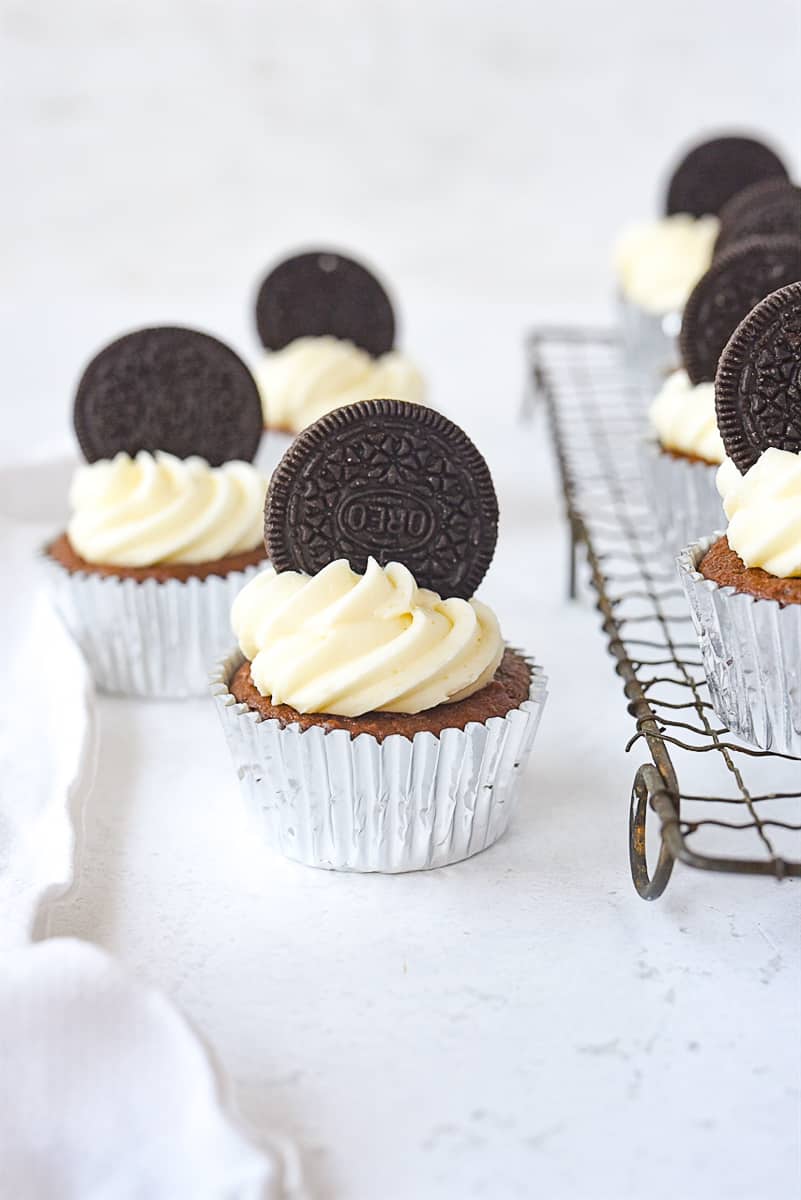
[37,363,800,1200]
[4,2,801,1195]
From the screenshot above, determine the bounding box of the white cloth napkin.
[0,457,304,1198]
[0,498,95,947]
[0,939,299,1200]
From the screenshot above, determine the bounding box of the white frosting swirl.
[231,557,504,717]
[255,336,425,432]
[68,451,266,566]
[649,369,724,464]
[615,214,719,313]
[716,449,801,577]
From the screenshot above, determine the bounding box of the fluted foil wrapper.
[211,648,548,873]
[618,293,681,395]
[41,552,264,698]
[642,439,724,556]
[678,537,801,756]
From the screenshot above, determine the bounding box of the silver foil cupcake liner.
[211,649,548,872]
[618,293,681,396]
[641,439,724,556]
[678,537,801,756]
[41,551,264,698]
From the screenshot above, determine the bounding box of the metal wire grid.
[528,327,801,900]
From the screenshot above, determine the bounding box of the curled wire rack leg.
[533,327,801,897]
[629,764,676,901]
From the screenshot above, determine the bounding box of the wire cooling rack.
[528,327,801,900]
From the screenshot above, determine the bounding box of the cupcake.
[212,400,547,872]
[644,235,801,552]
[42,326,269,698]
[616,134,789,385]
[252,249,425,444]
[678,282,801,755]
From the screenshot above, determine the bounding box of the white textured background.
[3,4,801,1199]
[2,0,799,457]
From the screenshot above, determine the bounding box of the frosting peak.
[615,214,719,313]
[717,448,801,577]
[68,451,266,566]
[649,369,724,464]
[255,336,425,433]
[231,558,503,717]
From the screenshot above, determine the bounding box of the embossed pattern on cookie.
[715,281,801,473]
[681,236,801,384]
[265,399,499,599]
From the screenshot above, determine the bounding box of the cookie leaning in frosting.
[253,250,425,434]
[678,282,801,755]
[42,326,269,697]
[212,400,547,872]
[644,236,801,552]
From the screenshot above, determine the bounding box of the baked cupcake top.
[253,250,425,433]
[714,281,801,578]
[616,133,789,314]
[231,400,507,718]
[649,236,801,462]
[67,326,267,567]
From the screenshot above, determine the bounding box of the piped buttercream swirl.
[649,369,724,463]
[231,557,504,717]
[67,451,266,566]
[717,448,801,577]
[615,214,719,313]
[255,335,425,432]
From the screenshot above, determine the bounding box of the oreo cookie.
[665,135,788,218]
[255,250,395,357]
[265,400,498,599]
[715,281,801,474]
[680,236,801,384]
[715,178,801,254]
[74,327,263,466]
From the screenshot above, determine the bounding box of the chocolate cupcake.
[678,283,801,755]
[252,250,425,441]
[644,236,801,552]
[615,133,789,385]
[42,327,269,697]
[212,401,547,872]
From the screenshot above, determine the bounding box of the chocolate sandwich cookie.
[680,236,801,384]
[74,326,263,466]
[255,250,396,357]
[715,178,801,255]
[666,135,788,219]
[265,399,498,600]
[715,280,801,473]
